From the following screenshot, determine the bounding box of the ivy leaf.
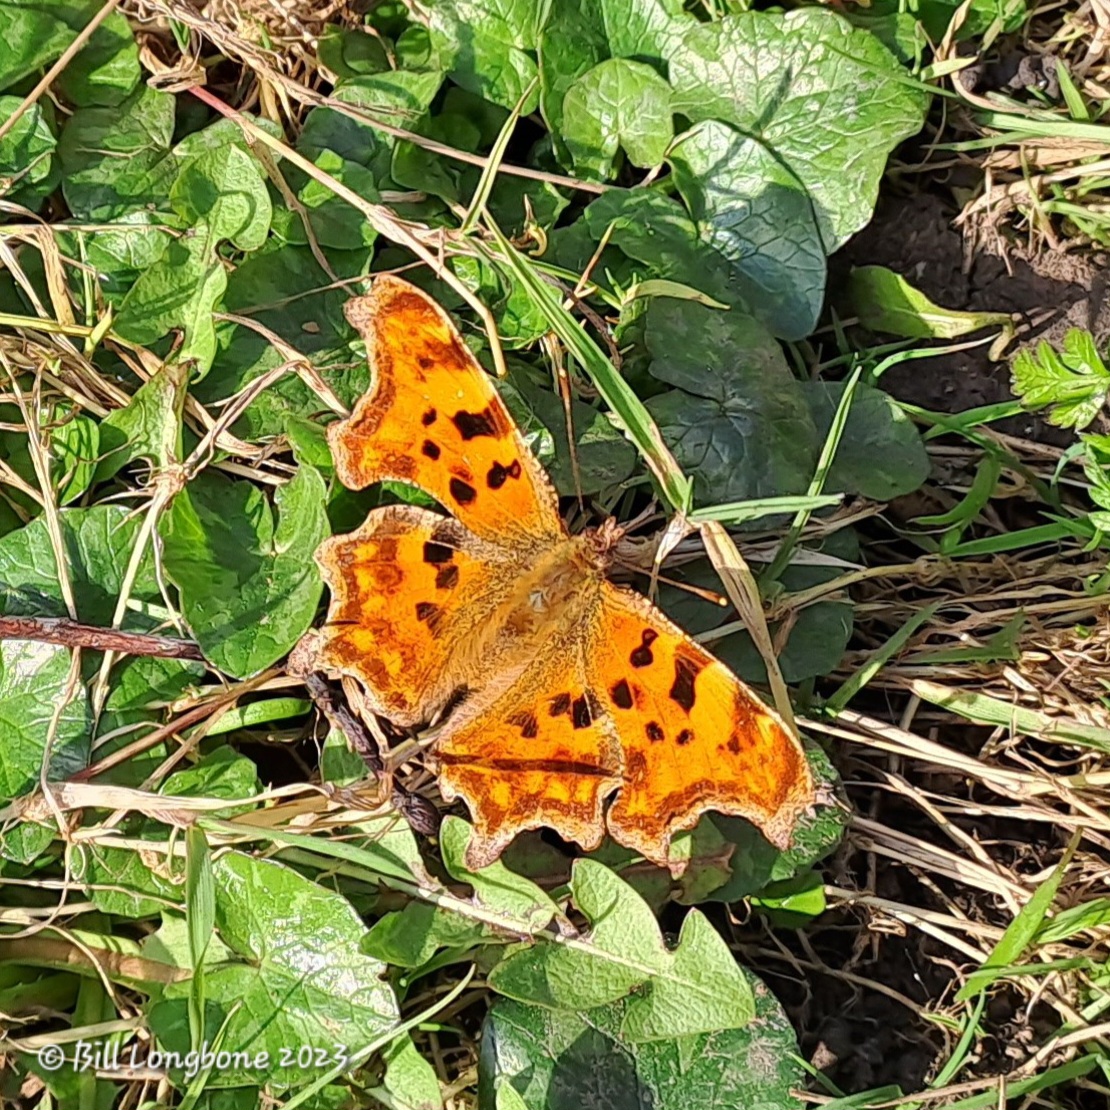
[1011,329,1110,431]
[54,9,139,107]
[481,972,804,1109]
[116,144,272,371]
[0,1,73,91]
[95,361,188,483]
[0,504,159,626]
[562,58,673,178]
[670,120,825,340]
[0,97,59,210]
[424,0,542,112]
[147,853,400,1091]
[537,0,687,142]
[800,381,931,499]
[489,859,755,1039]
[640,297,818,504]
[170,143,273,251]
[667,9,928,250]
[160,465,328,679]
[57,83,176,219]
[0,640,90,862]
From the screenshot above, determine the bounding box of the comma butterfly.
[299,276,815,870]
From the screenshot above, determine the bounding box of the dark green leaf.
[668,9,928,249]
[641,297,818,505]
[480,971,804,1110]
[0,96,59,210]
[160,465,328,678]
[670,120,825,339]
[58,84,176,219]
[800,381,930,499]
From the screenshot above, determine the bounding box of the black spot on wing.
[610,679,633,710]
[415,601,441,626]
[435,564,459,590]
[421,408,437,426]
[487,459,522,490]
[419,356,433,370]
[549,692,571,717]
[508,710,539,740]
[676,728,694,746]
[669,654,701,714]
[630,628,658,669]
[449,477,477,505]
[645,721,664,743]
[422,439,441,460]
[423,541,453,564]
[571,695,592,730]
[452,407,498,440]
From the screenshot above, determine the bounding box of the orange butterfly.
[303,276,814,871]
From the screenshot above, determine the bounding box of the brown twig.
[0,616,204,660]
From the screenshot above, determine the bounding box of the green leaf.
[364,817,557,969]
[849,265,1012,340]
[424,0,542,112]
[147,852,400,1090]
[57,83,176,219]
[274,148,380,250]
[441,817,559,931]
[489,860,754,1039]
[499,377,638,496]
[317,25,391,79]
[54,9,140,108]
[115,233,227,372]
[668,9,928,249]
[0,1,73,91]
[799,381,930,499]
[0,504,159,626]
[480,971,804,1110]
[51,408,98,505]
[640,297,818,505]
[0,640,90,861]
[537,0,687,144]
[562,58,672,178]
[160,465,328,678]
[581,189,810,340]
[0,96,59,210]
[170,144,273,251]
[374,1035,443,1110]
[95,361,188,483]
[1011,329,1110,431]
[670,121,825,340]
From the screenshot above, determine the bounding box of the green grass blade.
[481,220,693,513]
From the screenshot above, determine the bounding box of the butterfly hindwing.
[314,504,518,727]
[432,640,623,869]
[588,583,814,865]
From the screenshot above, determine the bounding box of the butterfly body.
[304,275,815,870]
